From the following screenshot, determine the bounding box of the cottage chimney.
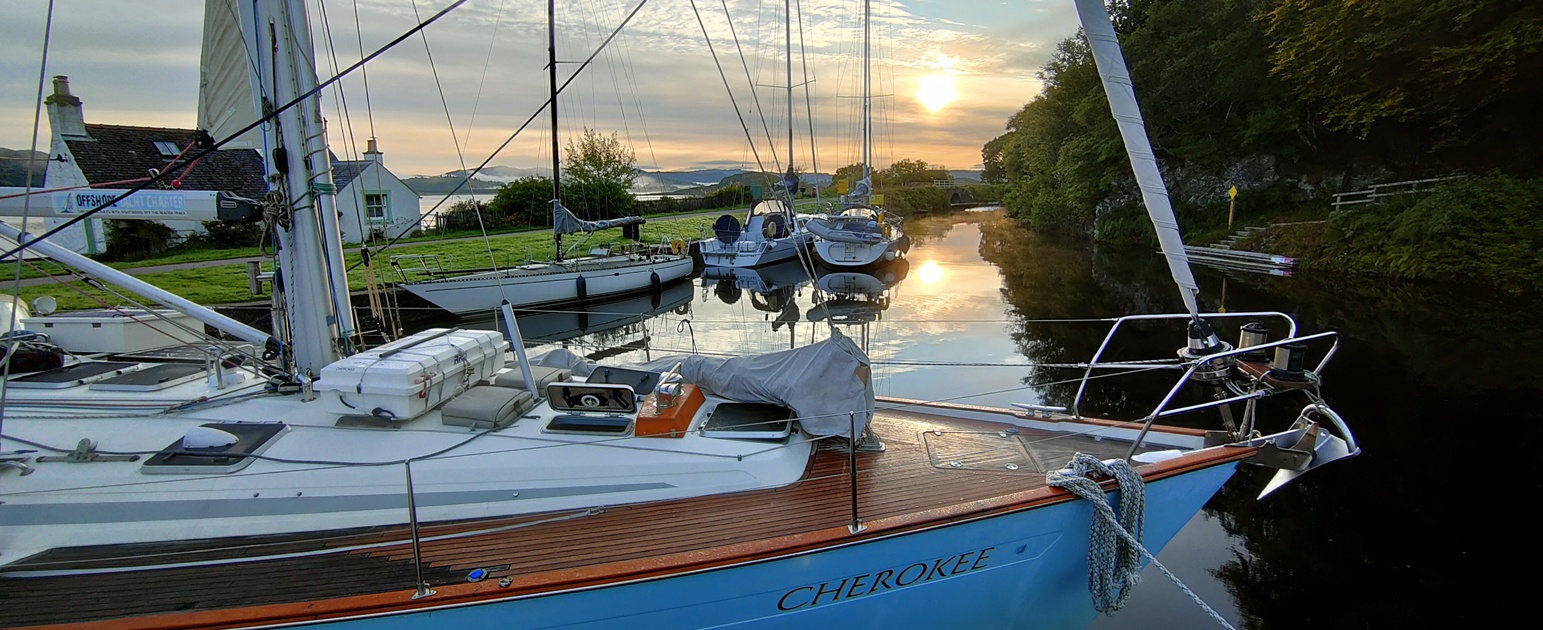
[44,76,90,140]
[365,137,382,165]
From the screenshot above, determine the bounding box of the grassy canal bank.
[1227,174,1543,294]
[13,214,717,312]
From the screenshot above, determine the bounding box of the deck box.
[315,328,506,421]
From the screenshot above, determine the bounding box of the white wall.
[333,161,421,244]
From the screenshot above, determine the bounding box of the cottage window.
[365,193,388,222]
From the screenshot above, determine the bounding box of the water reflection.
[448,280,693,362]
[418,207,1541,628]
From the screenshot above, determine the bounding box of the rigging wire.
[719,0,781,171]
[0,0,470,264]
[2,0,57,451]
[407,0,516,311]
[316,0,394,336]
[349,0,654,269]
[796,0,819,187]
[687,0,770,177]
[458,0,510,158]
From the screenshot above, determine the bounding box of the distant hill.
[405,166,835,197]
[401,173,505,195]
[446,165,551,182]
[949,170,982,183]
[0,148,47,187]
[663,171,833,197]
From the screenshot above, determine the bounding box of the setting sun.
[916,74,958,112]
[917,260,945,284]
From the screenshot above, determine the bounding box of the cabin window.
[365,193,388,222]
[153,141,181,159]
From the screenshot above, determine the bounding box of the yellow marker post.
[1227,185,1239,228]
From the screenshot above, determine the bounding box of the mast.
[862,0,871,185]
[549,0,563,262]
[786,0,794,181]
[266,0,356,373]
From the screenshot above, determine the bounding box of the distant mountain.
[948,170,983,183]
[0,148,47,187]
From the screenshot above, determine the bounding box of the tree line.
[983,0,1543,244]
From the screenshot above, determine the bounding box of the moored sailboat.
[697,0,817,270]
[0,1,1359,628]
[806,0,907,269]
[395,0,691,316]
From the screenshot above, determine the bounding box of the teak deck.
[0,408,1241,629]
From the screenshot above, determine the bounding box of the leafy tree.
[563,128,638,189]
[987,0,1324,238]
[488,176,637,228]
[832,163,870,188]
[1265,0,1543,173]
[1267,0,1543,136]
[879,159,950,186]
[490,177,553,227]
[981,135,1009,184]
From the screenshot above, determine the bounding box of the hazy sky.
[1,0,1081,176]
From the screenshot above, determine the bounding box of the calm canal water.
[425,207,1535,628]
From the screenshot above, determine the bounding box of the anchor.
[1248,403,1360,498]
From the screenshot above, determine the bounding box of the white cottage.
[38,77,419,252]
[329,139,421,244]
[41,77,267,254]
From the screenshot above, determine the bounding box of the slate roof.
[330,160,371,190]
[64,124,268,198]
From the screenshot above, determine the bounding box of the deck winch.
[1178,318,1233,382]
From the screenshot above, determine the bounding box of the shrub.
[1311,174,1543,291]
[883,186,950,214]
[101,220,178,262]
[198,220,264,248]
[704,185,751,209]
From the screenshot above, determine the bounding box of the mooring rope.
[1047,453,1236,629]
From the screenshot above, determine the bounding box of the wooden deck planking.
[0,410,1147,628]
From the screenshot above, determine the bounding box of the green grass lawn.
[15,215,719,311]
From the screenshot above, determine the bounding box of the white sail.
[1074,0,1201,316]
[198,0,264,151]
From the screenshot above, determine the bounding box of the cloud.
[1,0,1079,175]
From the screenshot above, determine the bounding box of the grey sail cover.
[551,200,646,237]
[531,334,875,437]
[842,175,872,207]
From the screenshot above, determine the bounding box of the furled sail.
[842,175,872,207]
[198,0,265,151]
[550,200,645,236]
[1074,0,1201,317]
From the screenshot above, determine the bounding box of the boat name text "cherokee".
[777,546,995,611]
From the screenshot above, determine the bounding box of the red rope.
[166,138,203,189]
[0,176,154,201]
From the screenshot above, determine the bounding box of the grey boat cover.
[551,200,646,237]
[530,333,875,437]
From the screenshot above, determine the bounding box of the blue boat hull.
[317,462,1238,629]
